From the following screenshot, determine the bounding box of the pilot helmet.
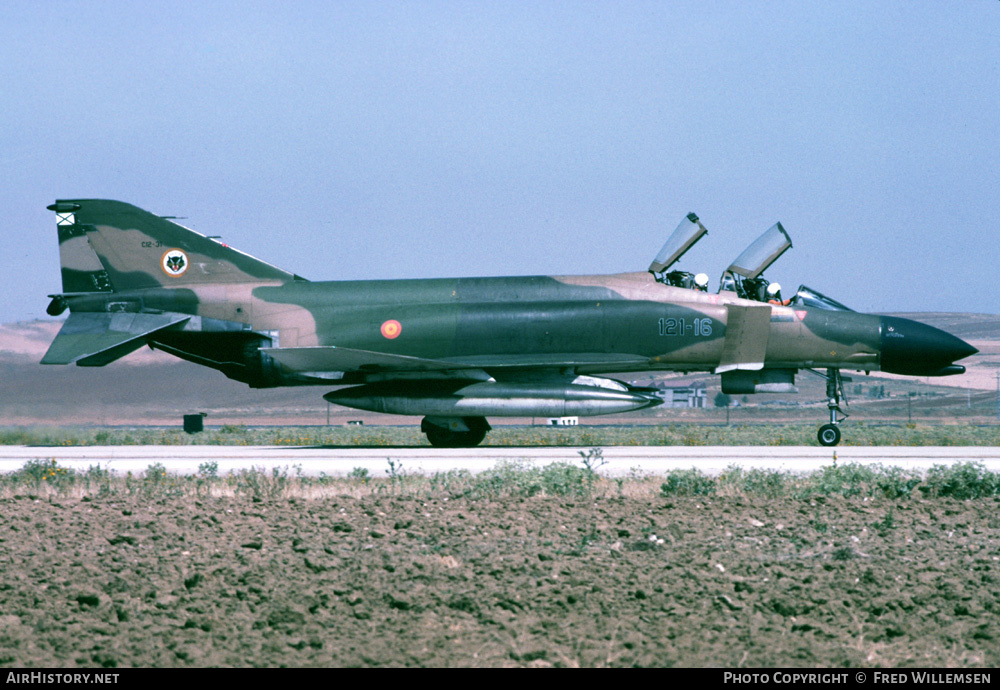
[694,273,709,289]
[766,282,782,296]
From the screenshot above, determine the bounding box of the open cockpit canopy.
[648,213,708,274]
[726,222,792,279]
[718,222,793,300]
[649,213,709,289]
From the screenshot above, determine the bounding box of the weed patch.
[922,462,1000,499]
[660,469,716,497]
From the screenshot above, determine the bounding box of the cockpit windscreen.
[792,285,854,312]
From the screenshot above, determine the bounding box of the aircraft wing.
[262,346,653,376]
[42,312,191,366]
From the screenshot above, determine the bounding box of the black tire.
[425,427,487,448]
[818,424,841,447]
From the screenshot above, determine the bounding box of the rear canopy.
[725,222,792,279]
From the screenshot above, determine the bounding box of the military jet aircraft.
[42,200,977,447]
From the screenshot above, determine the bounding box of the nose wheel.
[810,368,849,446]
[818,423,841,447]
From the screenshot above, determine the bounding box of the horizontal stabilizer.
[41,312,190,366]
[263,346,653,375]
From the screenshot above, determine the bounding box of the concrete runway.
[2,445,999,477]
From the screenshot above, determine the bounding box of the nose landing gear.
[810,368,849,447]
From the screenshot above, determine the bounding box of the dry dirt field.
[1,487,997,667]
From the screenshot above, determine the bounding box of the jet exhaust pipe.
[879,316,978,376]
[324,379,663,417]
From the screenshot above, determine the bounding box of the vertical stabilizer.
[48,199,297,293]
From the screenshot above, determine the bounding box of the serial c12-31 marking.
[658,317,713,337]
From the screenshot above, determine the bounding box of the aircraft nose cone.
[880,316,978,376]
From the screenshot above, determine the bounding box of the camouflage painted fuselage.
[235,274,883,377]
[44,199,975,424]
[54,273,885,382]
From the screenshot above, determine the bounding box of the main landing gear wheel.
[425,426,487,448]
[818,423,841,447]
[421,416,490,448]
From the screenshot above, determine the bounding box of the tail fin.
[48,199,298,293]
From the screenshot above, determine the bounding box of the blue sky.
[2,1,998,323]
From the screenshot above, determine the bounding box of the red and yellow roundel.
[380,319,402,339]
